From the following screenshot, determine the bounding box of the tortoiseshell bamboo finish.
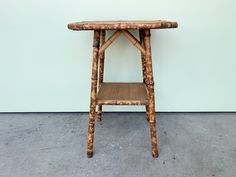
[68,20,178,158]
[87,30,100,158]
[68,20,178,30]
[143,29,159,158]
[139,30,150,121]
[97,30,106,121]
[88,29,159,158]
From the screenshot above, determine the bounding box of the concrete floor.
[0,113,236,177]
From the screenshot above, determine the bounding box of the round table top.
[68,20,178,30]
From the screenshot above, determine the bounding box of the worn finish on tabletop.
[68,20,178,158]
[68,20,178,30]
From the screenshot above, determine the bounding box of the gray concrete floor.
[0,113,236,177]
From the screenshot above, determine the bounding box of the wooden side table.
[68,20,178,158]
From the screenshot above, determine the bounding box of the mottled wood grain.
[68,20,178,30]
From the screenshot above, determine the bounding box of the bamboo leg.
[143,29,159,158]
[97,30,106,121]
[87,30,100,158]
[139,30,150,121]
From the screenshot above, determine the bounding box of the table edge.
[67,20,178,31]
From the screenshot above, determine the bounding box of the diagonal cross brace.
[99,30,146,55]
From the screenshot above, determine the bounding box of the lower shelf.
[97,83,148,105]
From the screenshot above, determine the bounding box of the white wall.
[0,0,236,112]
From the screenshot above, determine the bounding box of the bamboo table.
[68,20,178,158]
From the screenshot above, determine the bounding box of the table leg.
[143,29,159,158]
[97,30,106,121]
[139,30,150,121]
[87,30,100,158]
